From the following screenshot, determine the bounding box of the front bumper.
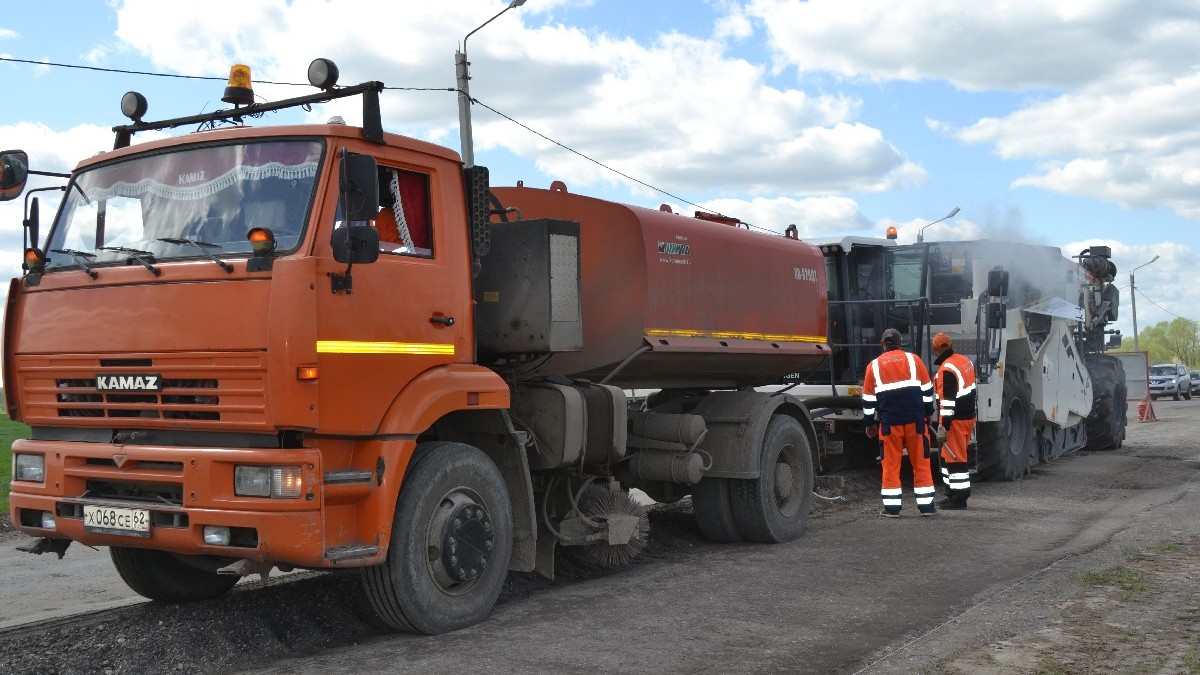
[1149,382,1178,396]
[8,439,380,569]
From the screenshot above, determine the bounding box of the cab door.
[313,151,474,435]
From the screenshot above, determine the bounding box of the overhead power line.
[3,55,761,230]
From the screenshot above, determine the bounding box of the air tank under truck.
[2,59,829,634]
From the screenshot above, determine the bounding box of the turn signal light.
[248,227,277,254]
[296,366,319,381]
[23,248,44,273]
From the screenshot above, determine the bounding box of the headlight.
[14,454,45,482]
[234,465,303,498]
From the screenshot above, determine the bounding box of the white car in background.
[1149,363,1192,401]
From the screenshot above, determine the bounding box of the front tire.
[361,442,513,634]
[109,547,239,602]
[978,366,1036,481]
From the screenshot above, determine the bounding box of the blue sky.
[1,0,1196,338]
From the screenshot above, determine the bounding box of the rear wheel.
[729,415,814,543]
[1085,355,1127,450]
[109,548,238,602]
[978,367,1036,481]
[361,442,512,634]
[692,477,741,543]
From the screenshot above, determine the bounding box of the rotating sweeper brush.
[564,485,650,569]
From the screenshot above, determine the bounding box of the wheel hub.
[440,502,494,583]
[774,462,794,501]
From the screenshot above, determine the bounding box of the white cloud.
[744,0,1200,221]
[109,0,922,198]
[697,195,870,236]
[745,0,1200,92]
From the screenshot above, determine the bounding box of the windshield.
[1149,366,1174,377]
[45,140,322,270]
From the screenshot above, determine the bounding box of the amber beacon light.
[222,64,255,106]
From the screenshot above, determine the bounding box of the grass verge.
[0,412,32,514]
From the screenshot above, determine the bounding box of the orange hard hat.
[932,332,953,351]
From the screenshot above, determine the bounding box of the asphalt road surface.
[2,397,1197,674]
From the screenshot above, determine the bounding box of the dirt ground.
[1,398,1197,675]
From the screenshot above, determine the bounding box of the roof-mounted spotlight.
[308,58,340,91]
[120,91,148,122]
[222,64,255,106]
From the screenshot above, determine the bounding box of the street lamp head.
[916,206,961,243]
[510,0,527,6]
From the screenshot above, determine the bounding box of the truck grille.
[57,378,221,420]
[16,352,269,428]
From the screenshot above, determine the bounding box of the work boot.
[941,500,968,510]
[879,509,900,518]
[919,507,937,517]
[937,495,957,506]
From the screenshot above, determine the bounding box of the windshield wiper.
[157,238,234,273]
[49,248,99,280]
[99,246,162,277]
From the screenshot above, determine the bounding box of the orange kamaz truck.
[2,60,829,633]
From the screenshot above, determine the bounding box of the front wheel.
[109,547,239,602]
[978,366,1036,481]
[361,442,513,634]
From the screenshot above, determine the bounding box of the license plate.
[83,505,151,538]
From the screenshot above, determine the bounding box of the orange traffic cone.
[1137,396,1157,422]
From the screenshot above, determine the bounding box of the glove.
[936,425,947,444]
[865,424,878,439]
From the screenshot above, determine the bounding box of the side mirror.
[25,197,40,251]
[986,268,1009,298]
[1106,332,1122,349]
[0,150,30,202]
[1101,283,1119,321]
[331,225,380,265]
[339,152,379,222]
[986,301,1006,329]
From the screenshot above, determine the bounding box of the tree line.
[1117,318,1200,368]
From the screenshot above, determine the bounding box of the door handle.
[429,315,455,326]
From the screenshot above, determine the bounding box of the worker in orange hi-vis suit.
[862,328,937,517]
[931,332,976,510]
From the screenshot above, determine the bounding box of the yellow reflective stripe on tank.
[645,328,826,343]
[316,340,456,355]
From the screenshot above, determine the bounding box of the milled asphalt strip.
[850,463,1200,675]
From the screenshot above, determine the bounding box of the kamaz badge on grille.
[96,374,163,391]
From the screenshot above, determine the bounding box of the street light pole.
[1130,254,1159,352]
[916,206,961,243]
[456,0,527,168]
